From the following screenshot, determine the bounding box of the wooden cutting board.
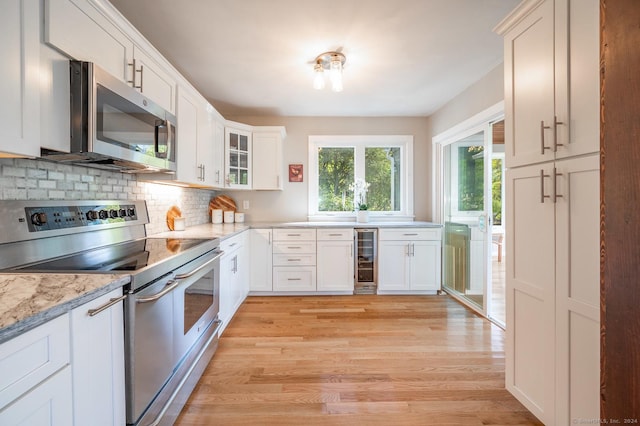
[209,195,236,212]
[166,205,182,231]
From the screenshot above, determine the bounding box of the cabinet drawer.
[273,267,316,292]
[273,254,316,266]
[273,228,316,241]
[273,241,316,255]
[317,228,354,241]
[0,314,70,410]
[221,233,245,252]
[378,228,442,241]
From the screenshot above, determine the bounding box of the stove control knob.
[118,209,127,217]
[109,209,118,219]
[98,210,109,220]
[31,212,47,226]
[86,210,98,221]
[127,208,136,217]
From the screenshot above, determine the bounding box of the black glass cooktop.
[15,238,209,272]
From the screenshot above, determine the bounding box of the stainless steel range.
[0,200,223,425]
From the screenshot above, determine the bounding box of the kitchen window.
[308,135,414,220]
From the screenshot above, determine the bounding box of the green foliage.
[318,147,354,211]
[365,147,401,211]
[492,158,502,225]
[318,146,401,212]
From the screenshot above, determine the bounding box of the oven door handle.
[136,279,180,303]
[135,249,223,304]
[173,249,224,280]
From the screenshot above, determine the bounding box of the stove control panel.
[24,203,138,232]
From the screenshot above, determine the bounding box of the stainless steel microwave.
[42,61,177,173]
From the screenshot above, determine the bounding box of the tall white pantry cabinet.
[495,0,600,425]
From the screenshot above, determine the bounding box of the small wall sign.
[289,164,303,182]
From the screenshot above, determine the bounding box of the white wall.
[429,63,504,137]
[222,116,432,222]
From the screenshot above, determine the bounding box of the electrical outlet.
[243,200,250,210]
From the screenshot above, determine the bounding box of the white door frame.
[432,101,504,318]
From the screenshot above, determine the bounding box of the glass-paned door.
[442,130,492,311]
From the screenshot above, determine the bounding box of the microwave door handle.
[155,120,168,159]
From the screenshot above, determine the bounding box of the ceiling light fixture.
[313,51,346,92]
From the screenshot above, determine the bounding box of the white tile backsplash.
[0,158,217,236]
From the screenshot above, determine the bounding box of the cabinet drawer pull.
[553,167,563,203]
[540,169,551,203]
[540,120,551,154]
[88,294,127,317]
[403,233,418,236]
[287,233,301,237]
[287,258,301,262]
[328,233,342,236]
[287,278,302,281]
[553,116,564,152]
[287,246,302,249]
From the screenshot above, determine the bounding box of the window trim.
[308,135,414,221]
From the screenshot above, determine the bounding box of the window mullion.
[355,145,366,181]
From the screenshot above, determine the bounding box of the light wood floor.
[175,295,541,426]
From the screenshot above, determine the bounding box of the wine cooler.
[354,228,377,294]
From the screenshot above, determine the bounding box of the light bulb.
[330,56,343,92]
[313,63,325,90]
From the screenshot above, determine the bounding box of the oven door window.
[95,84,175,162]
[184,271,215,334]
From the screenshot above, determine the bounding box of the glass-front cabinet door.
[224,127,252,189]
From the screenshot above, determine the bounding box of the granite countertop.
[0,273,130,344]
[151,221,442,241]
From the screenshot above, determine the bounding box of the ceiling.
[108,0,519,117]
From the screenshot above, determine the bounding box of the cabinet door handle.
[216,170,220,184]
[540,120,552,154]
[553,116,564,152]
[127,59,141,89]
[202,164,206,180]
[350,243,353,258]
[540,169,551,203]
[553,167,563,203]
[88,294,127,317]
[268,231,272,245]
[198,164,204,181]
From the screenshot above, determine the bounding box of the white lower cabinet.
[272,229,316,292]
[220,232,249,334]
[0,366,73,426]
[316,228,354,293]
[0,314,71,423]
[378,228,442,293]
[70,288,125,426]
[250,229,273,292]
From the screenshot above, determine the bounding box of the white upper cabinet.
[225,124,252,190]
[0,0,40,157]
[45,0,134,82]
[211,118,226,188]
[497,0,599,168]
[131,46,177,114]
[252,127,286,190]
